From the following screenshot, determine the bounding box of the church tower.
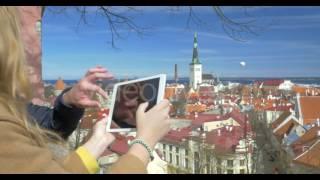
[189,32,202,90]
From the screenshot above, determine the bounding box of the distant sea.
[44,77,320,87]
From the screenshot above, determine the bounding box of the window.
[176,147,179,153]
[240,159,245,166]
[185,149,189,156]
[163,152,166,161]
[185,158,189,168]
[227,169,233,174]
[217,158,222,165]
[227,160,233,167]
[240,169,245,174]
[194,152,200,173]
[206,154,210,163]
[163,144,166,150]
[169,145,173,151]
[217,167,222,174]
[176,155,179,166]
[206,164,210,174]
[169,153,172,163]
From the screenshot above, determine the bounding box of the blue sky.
[42,6,320,80]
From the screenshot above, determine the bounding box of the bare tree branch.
[43,6,265,47]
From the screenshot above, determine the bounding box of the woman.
[0,6,171,173]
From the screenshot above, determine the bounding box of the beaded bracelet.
[129,138,154,161]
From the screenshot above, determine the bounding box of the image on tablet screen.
[111,77,160,129]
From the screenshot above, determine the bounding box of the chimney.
[174,64,178,84]
[218,129,221,136]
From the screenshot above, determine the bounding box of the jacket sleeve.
[27,87,84,139]
[0,119,92,173]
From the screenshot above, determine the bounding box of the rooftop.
[293,140,320,169]
[299,96,320,125]
[254,79,284,87]
[271,111,292,130]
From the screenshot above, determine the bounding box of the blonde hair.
[0,7,64,147]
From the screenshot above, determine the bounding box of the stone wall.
[18,6,45,104]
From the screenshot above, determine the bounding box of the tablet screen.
[111,77,160,129]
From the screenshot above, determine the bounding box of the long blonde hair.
[0,6,64,147]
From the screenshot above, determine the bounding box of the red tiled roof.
[162,127,192,144]
[189,110,251,131]
[299,96,320,125]
[293,86,320,96]
[291,126,320,146]
[191,113,227,127]
[271,111,291,130]
[255,79,284,87]
[108,135,134,155]
[55,77,65,90]
[198,86,214,95]
[205,126,244,153]
[273,118,299,140]
[228,109,250,129]
[265,105,294,111]
[293,140,320,168]
[80,108,109,129]
[165,87,176,100]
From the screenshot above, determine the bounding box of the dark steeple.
[190,32,201,65]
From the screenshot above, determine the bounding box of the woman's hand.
[63,66,114,108]
[82,117,115,159]
[136,99,171,149]
[127,100,171,166]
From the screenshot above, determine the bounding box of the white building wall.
[159,137,254,174]
[265,111,283,125]
[190,64,202,90]
[203,118,240,132]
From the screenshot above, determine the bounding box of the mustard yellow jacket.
[0,104,146,174]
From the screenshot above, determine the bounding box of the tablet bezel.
[106,74,166,133]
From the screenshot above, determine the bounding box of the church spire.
[191,32,200,65]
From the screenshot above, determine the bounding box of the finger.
[162,106,171,116]
[86,84,108,99]
[96,86,108,99]
[106,132,116,143]
[111,121,120,128]
[155,99,170,110]
[137,102,149,115]
[80,99,100,108]
[100,117,108,123]
[85,67,108,76]
[86,72,114,82]
[96,117,107,127]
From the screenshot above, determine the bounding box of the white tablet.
[106,74,166,132]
